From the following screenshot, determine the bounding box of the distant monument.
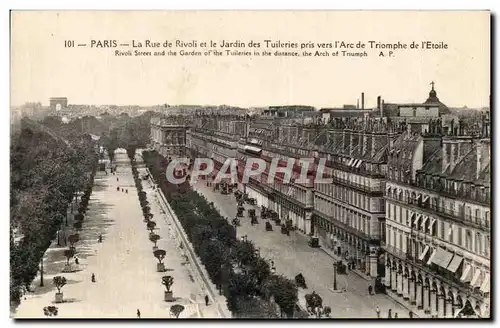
[50,97,68,111]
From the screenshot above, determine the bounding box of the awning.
[423,195,430,203]
[460,265,472,282]
[480,275,490,293]
[427,248,436,265]
[419,245,430,260]
[244,145,262,153]
[351,159,359,167]
[347,158,354,166]
[446,255,463,273]
[470,269,482,287]
[431,248,454,268]
[355,160,362,168]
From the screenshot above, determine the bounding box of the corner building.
[384,117,491,318]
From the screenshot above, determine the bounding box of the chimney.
[361,92,365,109]
[377,96,381,110]
[357,99,359,109]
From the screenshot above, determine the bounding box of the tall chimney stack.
[357,99,359,109]
[377,96,381,110]
[361,92,365,109]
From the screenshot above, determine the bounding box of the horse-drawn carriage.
[232,217,240,226]
[246,197,256,205]
[248,209,259,225]
[295,273,307,289]
[308,236,319,248]
[374,276,385,294]
[221,183,229,195]
[265,221,273,231]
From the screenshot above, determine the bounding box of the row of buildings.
[149,85,491,318]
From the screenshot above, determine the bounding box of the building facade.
[384,118,491,318]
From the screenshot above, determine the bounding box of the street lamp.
[329,261,343,293]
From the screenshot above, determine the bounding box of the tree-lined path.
[14,150,218,318]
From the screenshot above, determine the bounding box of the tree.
[153,249,166,264]
[74,213,84,221]
[68,234,80,248]
[265,275,298,318]
[63,248,75,265]
[162,275,174,292]
[170,304,185,318]
[52,276,67,293]
[149,234,160,247]
[232,240,256,267]
[147,221,156,233]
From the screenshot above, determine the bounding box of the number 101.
[64,40,75,48]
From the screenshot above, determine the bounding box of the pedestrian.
[117,186,120,191]
[75,256,79,265]
[91,273,96,283]
[394,312,398,319]
[368,285,373,295]
[126,189,128,194]
[117,177,119,181]
[409,311,414,318]
[387,309,392,318]
[121,188,124,192]
[137,309,141,318]
[376,306,380,318]
[98,234,102,243]
[205,295,209,306]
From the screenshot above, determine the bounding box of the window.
[475,232,482,254]
[485,211,490,228]
[457,227,463,247]
[485,235,490,257]
[440,221,445,239]
[466,230,472,250]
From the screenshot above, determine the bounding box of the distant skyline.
[11,11,490,109]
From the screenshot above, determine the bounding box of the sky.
[10,11,490,108]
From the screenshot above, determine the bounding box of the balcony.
[415,172,491,206]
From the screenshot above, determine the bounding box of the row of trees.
[41,112,155,164]
[142,150,300,318]
[10,118,99,309]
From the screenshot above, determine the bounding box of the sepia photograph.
[9,10,491,319]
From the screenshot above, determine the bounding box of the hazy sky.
[11,11,490,108]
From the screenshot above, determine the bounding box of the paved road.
[193,181,410,318]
